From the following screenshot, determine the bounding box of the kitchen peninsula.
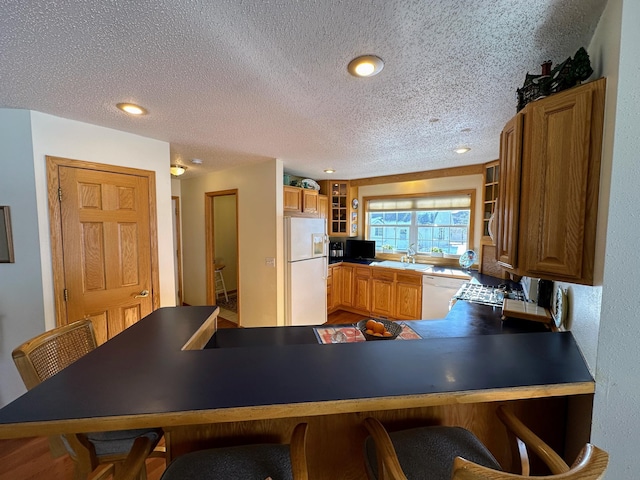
[0,306,594,479]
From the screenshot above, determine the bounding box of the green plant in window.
[430,247,444,253]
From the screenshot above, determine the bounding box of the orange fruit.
[373,332,383,337]
[365,319,377,331]
[383,331,393,337]
[365,329,374,335]
[372,322,385,334]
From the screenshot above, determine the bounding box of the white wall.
[357,174,485,252]
[0,110,46,407]
[590,0,640,477]
[0,109,175,407]
[552,0,623,376]
[180,158,283,327]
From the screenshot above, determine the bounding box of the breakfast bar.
[0,306,595,478]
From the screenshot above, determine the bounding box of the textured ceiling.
[0,0,607,180]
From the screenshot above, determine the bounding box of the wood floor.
[0,436,166,480]
[0,310,365,479]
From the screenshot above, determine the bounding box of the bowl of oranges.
[357,318,402,341]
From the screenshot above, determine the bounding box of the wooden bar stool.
[214,264,228,302]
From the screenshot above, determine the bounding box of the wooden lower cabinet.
[327,264,342,313]
[395,273,423,320]
[353,267,371,312]
[332,264,423,320]
[371,270,395,318]
[340,265,354,308]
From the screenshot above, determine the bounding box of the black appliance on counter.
[344,239,376,261]
[329,241,343,260]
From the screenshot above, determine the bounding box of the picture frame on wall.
[0,206,15,263]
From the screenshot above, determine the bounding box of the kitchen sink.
[369,260,432,272]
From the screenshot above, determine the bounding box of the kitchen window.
[365,191,475,256]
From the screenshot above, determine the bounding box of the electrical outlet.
[265,257,275,267]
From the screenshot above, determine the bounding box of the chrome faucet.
[405,244,416,263]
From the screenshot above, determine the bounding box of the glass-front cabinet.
[483,161,500,241]
[319,180,357,237]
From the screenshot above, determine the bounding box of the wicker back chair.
[13,319,165,480]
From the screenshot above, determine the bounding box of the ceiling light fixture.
[348,55,384,77]
[170,164,187,176]
[324,169,335,174]
[455,147,471,154]
[191,158,203,164]
[116,103,148,115]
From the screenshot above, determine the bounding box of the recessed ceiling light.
[455,147,471,154]
[191,158,203,164]
[116,103,148,115]
[348,55,384,77]
[324,169,335,174]
[170,164,187,176]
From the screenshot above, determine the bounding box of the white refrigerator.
[284,217,328,326]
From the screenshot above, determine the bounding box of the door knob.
[135,290,149,298]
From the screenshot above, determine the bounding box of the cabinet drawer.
[355,267,371,277]
[396,272,422,285]
[371,269,395,281]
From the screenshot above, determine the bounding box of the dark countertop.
[0,306,592,439]
[210,301,547,349]
[329,259,522,289]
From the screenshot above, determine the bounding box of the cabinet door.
[341,265,353,307]
[371,276,395,318]
[283,186,301,212]
[496,114,524,270]
[521,80,604,281]
[302,190,318,214]
[329,265,342,309]
[353,268,370,312]
[395,274,422,320]
[318,195,328,219]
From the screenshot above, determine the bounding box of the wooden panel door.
[496,114,524,270]
[341,265,354,307]
[371,278,394,318]
[58,166,154,343]
[283,186,301,212]
[522,81,602,281]
[395,282,422,320]
[330,265,342,310]
[353,268,371,312]
[302,189,318,214]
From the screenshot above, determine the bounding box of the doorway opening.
[172,196,183,306]
[205,190,239,326]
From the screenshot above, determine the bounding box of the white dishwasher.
[421,275,467,319]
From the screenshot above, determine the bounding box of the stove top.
[453,283,526,307]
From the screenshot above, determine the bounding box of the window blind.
[367,194,471,211]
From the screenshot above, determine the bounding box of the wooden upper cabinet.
[496,114,524,271]
[302,189,318,214]
[496,78,606,285]
[284,186,302,212]
[482,160,500,243]
[283,186,319,217]
[318,180,357,237]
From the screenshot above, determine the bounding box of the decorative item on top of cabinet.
[318,180,358,236]
[283,185,319,217]
[496,77,605,285]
